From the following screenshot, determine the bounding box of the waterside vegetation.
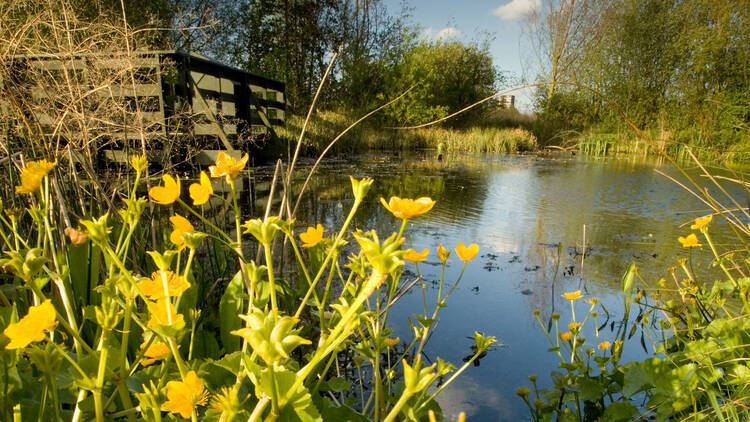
[0,153,493,421]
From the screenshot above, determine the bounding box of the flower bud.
[515,387,530,397]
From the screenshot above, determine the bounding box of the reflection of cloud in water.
[434,375,514,421]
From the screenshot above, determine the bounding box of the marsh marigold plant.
[0,152,493,422]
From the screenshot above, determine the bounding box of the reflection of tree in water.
[288,154,491,235]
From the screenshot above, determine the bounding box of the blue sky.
[381,0,539,111]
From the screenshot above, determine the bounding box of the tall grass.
[279,110,537,154]
[576,126,750,167]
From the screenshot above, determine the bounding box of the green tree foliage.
[197,0,500,125]
[382,38,500,126]
[532,0,750,146]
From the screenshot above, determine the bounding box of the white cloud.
[422,26,462,41]
[492,0,540,21]
[436,27,461,40]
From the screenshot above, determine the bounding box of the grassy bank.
[278,110,538,155]
[574,125,750,166]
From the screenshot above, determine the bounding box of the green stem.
[178,199,233,243]
[94,330,111,422]
[247,397,270,422]
[396,219,408,240]
[263,243,278,315]
[382,391,412,422]
[294,197,364,319]
[268,364,281,417]
[116,301,137,422]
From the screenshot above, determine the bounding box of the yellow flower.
[209,152,249,181]
[3,300,57,349]
[138,271,191,299]
[568,322,581,331]
[691,214,712,230]
[559,332,573,341]
[598,341,611,350]
[141,340,171,366]
[562,291,583,301]
[437,244,450,262]
[299,224,324,247]
[15,159,56,194]
[130,155,148,173]
[403,248,429,263]
[678,233,701,248]
[584,297,599,305]
[379,196,436,219]
[147,299,184,327]
[163,370,209,419]
[169,214,194,247]
[455,242,479,262]
[189,171,213,206]
[384,337,400,347]
[149,175,181,205]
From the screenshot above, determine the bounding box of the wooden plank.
[188,72,235,152]
[103,149,165,164]
[194,150,245,166]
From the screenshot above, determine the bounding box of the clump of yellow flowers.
[0,153,492,422]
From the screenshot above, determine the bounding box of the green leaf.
[178,271,198,316]
[68,242,101,308]
[220,271,246,353]
[601,401,637,421]
[214,351,244,374]
[258,367,322,422]
[621,262,636,294]
[190,330,220,360]
[577,377,604,401]
[325,377,350,392]
[414,314,434,329]
[313,395,369,422]
[621,360,653,398]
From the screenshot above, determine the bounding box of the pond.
[257,151,737,421]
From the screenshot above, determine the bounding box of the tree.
[525,0,603,100]
[383,38,500,126]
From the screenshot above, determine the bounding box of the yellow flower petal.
[403,248,429,263]
[141,340,171,366]
[189,171,213,206]
[299,224,324,247]
[380,196,436,219]
[691,214,713,230]
[163,371,209,418]
[169,214,194,247]
[147,299,183,327]
[138,271,191,299]
[437,244,450,262]
[149,175,181,205]
[562,290,583,301]
[678,233,701,248]
[568,322,581,331]
[559,332,573,341]
[455,242,479,262]
[384,337,400,347]
[209,152,249,181]
[3,300,57,349]
[598,341,611,350]
[15,159,56,194]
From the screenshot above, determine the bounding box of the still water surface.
[261,151,735,421]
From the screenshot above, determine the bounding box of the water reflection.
[257,151,737,421]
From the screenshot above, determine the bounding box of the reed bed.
[280,111,537,154]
